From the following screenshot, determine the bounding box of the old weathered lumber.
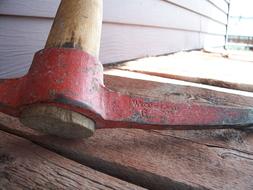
[1,70,253,190]
[104,69,253,108]
[112,51,253,92]
[1,114,253,190]
[0,129,145,190]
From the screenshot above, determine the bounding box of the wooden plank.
[1,114,253,190]
[112,51,253,92]
[1,72,253,189]
[0,130,145,190]
[0,16,225,78]
[103,69,253,107]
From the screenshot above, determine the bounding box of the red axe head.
[20,0,103,138]
[0,0,253,139]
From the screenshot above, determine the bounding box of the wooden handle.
[45,0,103,57]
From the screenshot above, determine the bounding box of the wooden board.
[0,130,145,190]
[103,69,253,107]
[111,51,253,92]
[1,71,253,190]
[1,114,253,190]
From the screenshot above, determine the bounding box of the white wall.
[0,0,229,78]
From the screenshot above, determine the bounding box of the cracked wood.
[0,130,145,190]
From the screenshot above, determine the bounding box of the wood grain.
[0,130,146,190]
[103,69,253,107]
[45,0,102,57]
[1,114,253,190]
[1,71,253,189]
[20,105,95,139]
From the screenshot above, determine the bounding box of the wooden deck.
[1,50,253,190]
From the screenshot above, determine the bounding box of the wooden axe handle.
[45,0,103,57]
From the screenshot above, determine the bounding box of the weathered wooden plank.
[0,114,253,190]
[0,130,146,190]
[1,71,253,189]
[103,69,253,107]
[111,51,253,92]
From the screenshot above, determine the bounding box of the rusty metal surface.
[0,48,253,133]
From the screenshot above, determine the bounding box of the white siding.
[0,0,229,78]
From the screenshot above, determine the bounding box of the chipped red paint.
[0,48,253,130]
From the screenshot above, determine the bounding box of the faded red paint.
[0,48,253,131]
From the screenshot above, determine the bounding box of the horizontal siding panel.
[207,0,229,14]
[164,0,228,24]
[0,17,51,78]
[0,0,226,35]
[104,0,201,32]
[0,0,227,26]
[0,0,227,78]
[105,0,226,35]
[0,0,60,18]
[101,23,202,64]
[0,16,224,78]
[101,24,224,63]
